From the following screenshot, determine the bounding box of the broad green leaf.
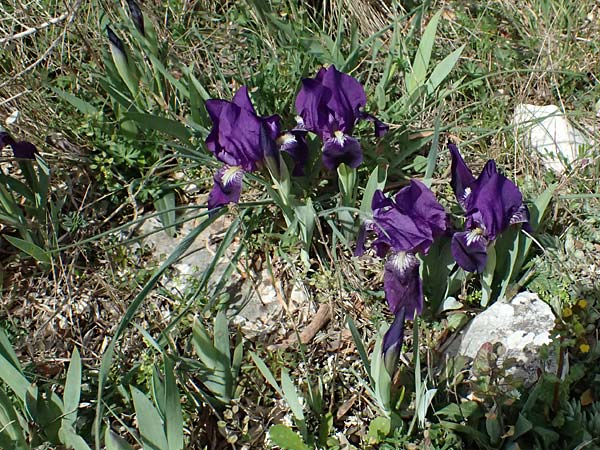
[213,311,231,363]
[59,423,92,450]
[249,351,282,397]
[124,113,190,141]
[372,325,391,413]
[108,38,139,99]
[0,353,30,402]
[269,424,308,450]
[425,44,466,95]
[105,428,135,450]
[26,385,63,444]
[511,413,533,441]
[164,358,183,450]
[367,416,391,443]
[50,87,98,115]
[0,174,35,204]
[131,386,169,450]
[191,318,232,403]
[423,115,442,186]
[4,235,51,264]
[281,370,304,421]
[63,348,81,427]
[406,9,443,95]
[154,191,177,238]
[0,387,26,448]
[0,329,22,371]
[360,165,387,215]
[336,163,356,207]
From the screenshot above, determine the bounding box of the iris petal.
[278,131,309,176]
[322,133,362,170]
[451,230,489,273]
[449,142,476,207]
[383,252,423,317]
[0,132,36,159]
[208,166,244,210]
[371,181,448,255]
[11,142,37,159]
[467,160,526,240]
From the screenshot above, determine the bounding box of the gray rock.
[447,292,557,386]
[138,211,309,338]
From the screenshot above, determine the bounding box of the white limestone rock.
[513,104,590,173]
[448,292,557,386]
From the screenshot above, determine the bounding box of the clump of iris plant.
[295,65,388,170]
[356,180,448,375]
[205,87,306,210]
[449,143,530,273]
[0,131,37,159]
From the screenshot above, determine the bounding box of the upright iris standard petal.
[383,306,406,376]
[466,160,526,241]
[0,131,37,159]
[322,132,362,170]
[295,78,332,133]
[319,66,367,134]
[205,89,278,172]
[384,252,423,317]
[232,86,258,114]
[208,165,244,210]
[449,142,476,207]
[295,65,387,170]
[451,230,489,273]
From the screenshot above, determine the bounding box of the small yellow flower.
[580,343,590,353]
[563,307,573,318]
[578,299,588,309]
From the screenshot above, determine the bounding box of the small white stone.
[513,104,591,173]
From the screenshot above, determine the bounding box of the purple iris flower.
[356,180,448,374]
[205,87,308,210]
[295,65,388,170]
[0,131,37,159]
[449,143,530,273]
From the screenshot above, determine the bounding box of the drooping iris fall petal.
[384,252,423,317]
[208,165,244,210]
[322,133,362,170]
[450,229,489,273]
